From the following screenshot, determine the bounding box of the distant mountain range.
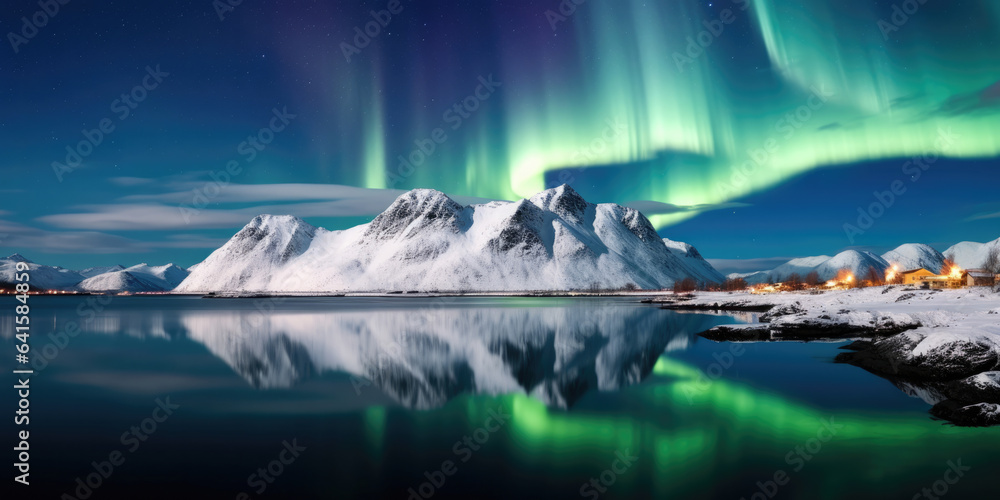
[728,239,1000,284]
[3,185,996,293]
[0,255,189,292]
[177,185,725,292]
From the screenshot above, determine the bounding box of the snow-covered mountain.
[177,186,722,292]
[731,250,890,284]
[662,238,726,285]
[944,238,1000,269]
[77,264,189,292]
[769,256,832,281]
[0,254,85,290]
[77,271,163,293]
[880,243,946,273]
[0,254,188,292]
[79,265,126,278]
[814,250,890,280]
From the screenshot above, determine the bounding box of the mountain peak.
[366,189,465,239]
[5,253,31,263]
[529,184,589,222]
[247,214,309,230]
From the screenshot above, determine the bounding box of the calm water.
[3,296,997,499]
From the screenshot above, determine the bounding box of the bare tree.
[864,266,884,287]
[982,246,1000,274]
[786,273,803,291]
[724,277,748,291]
[673,277,697,294]
[804,271,821,287]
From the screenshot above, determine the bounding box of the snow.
[881,243,946,273]
[77,271,161,292]
[0,254,189,292]
[666,287,1000,376]
[177,186,724,293]
[814,250,889,281]
[122,263,190,289]
[0,257,84,290]
[79,265,126,279]
[663,238,726,285]
[945,238,1000,269]
[729,250,890,285]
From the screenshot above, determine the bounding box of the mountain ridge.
[177,186,724,292]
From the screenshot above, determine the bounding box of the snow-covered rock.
[177,186,723,293]
[657,287,1000,425]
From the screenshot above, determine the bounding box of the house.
[900,268,937,285]
[963,269,996,287]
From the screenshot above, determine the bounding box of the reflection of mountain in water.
[178,302,711,409]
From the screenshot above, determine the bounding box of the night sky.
[2,0,998,271]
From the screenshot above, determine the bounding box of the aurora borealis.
[2,0,999,268]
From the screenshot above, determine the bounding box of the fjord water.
[4,297,997,499]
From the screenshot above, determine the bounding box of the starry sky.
[2,0,999,271]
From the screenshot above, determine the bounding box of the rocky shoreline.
[657,287,1000,426]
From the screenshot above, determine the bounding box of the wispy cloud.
[38,183,498,231]
[0,219,223,254]
[968,211,1000,221]
[0,219,150,254]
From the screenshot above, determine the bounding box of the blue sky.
[1,0,998,271]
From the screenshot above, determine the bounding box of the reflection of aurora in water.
[365,357,1000,498]
[315,0,1000,229]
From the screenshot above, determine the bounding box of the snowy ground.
[658,286,1000,426]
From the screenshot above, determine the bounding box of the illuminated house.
[963,270,997,287]
[900,268,937,285]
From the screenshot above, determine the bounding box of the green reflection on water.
[374,356,999,498]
